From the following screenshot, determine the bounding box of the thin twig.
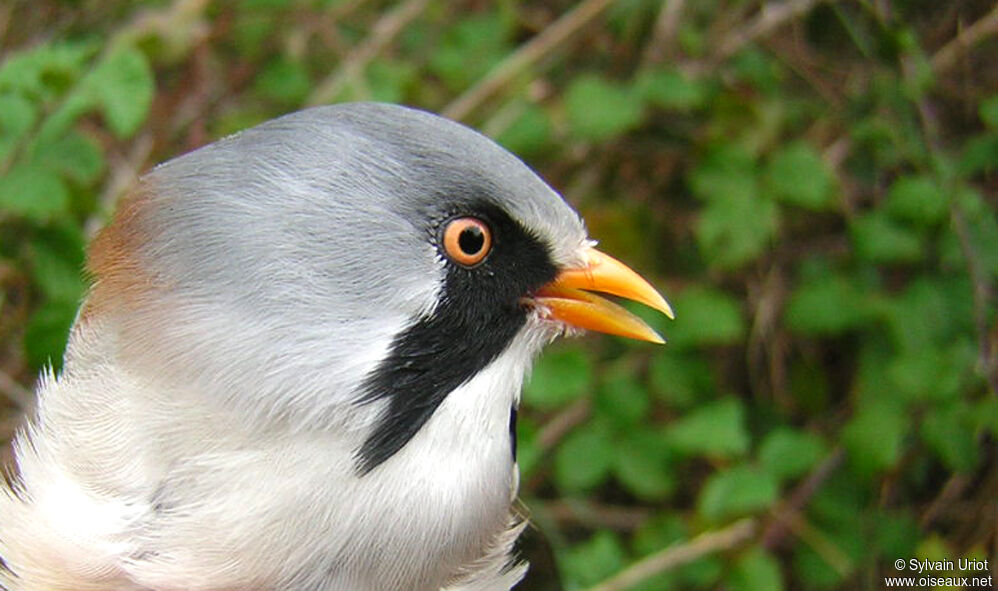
[950,201,997,395]
[325,0,374,22]
[540,499,652,531]
[772,510,853,576]
[580,518,757,591]
[641,0,687,65]
[931,4,998,73]
[0,3,11,48]
[307,0,430,106]
[111,0,211,53]
[905,35,998,395]
[442,0,618,122]
[712,0,830,64]
[536,397,591,451]
[820,3,998,221]
[920,473,972,529]
[763,447,845,548]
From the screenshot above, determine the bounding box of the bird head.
[83,103,672,473]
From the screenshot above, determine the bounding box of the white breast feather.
[1,315,555,591]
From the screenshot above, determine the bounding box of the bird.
[0,102,672,591]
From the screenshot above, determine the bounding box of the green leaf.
[759,428,827,481]
[85,46,154,138]
[728,548,785,591]
[32,130,105,185]
[980,95,998,128]
[596,366,649,425]
[24,299,77,370]
[666,397,749,458]
[689,144,756,203]
[649,353,715,409]
[429,12,512,91]
[959,133,998,175]
[695,190,778,269]
[524,345,592,410]
[975,397,998,438]
[28,229,86,302]
[0,93,37,161]
[764,142,834,210]
[851,211,923,263]
[873,510,920,557]
[366,59,417,104]
[613,430,674,500]
[560,531,627,587]
[731,48,782,93]
[678,556,724,589]
[633,512,686,556]
[886,346,967,402]
[232,12,277,58]
[0,41,96,98]
[953,189,998,275]
[37,90,96,141]
[496,103,552,157]
[0,162,70,221]
[554,422,613,492]
[880,275,972,351]
[793,544,846,589]
[921,403,979,472]
[884,175,947,225]
[698,465,778,521]
[565,74,644,141]
[636,67,707,111]
[666,285,745,349]
[254,56,311,105]
[842,401,906,476]
[784,273,871,336]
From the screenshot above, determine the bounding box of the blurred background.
[0,0,995,589]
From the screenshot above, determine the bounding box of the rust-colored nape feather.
[80,186,158,323]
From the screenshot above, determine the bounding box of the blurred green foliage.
[0,1,995,590]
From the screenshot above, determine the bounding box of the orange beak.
[531,247,674,343]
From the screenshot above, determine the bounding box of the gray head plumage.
[89,103,588,428]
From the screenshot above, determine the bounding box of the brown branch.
[770,509,853,576]
[931,4,998,73]
[763,447,845,548]
[641,0,687,65]
[712,0,831,65]
[920,473,973,529]
[536,397,591,451]
[442,0,618,122]
[580,518,757,591]
[950,200,998,395]
[540,499,652,531]
[904,36,998,396]
[0,3,11,48]
[307,0,430,106]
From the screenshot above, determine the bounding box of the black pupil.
[458,226,485,255]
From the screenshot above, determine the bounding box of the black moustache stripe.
[355,201,556,474]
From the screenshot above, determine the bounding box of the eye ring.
[442,217,492,267]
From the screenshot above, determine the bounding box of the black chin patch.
[356,202,557,474]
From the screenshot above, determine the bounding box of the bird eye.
[442,217,492,267]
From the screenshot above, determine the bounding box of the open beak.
[531,247,674,343]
